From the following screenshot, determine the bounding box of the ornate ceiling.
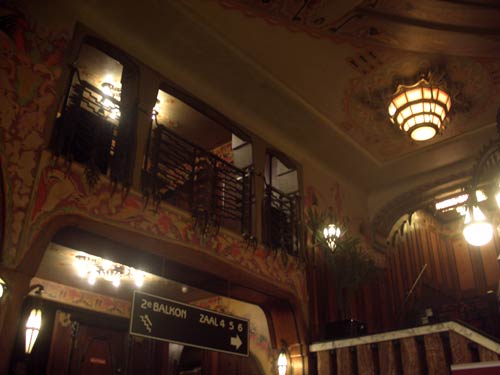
[204,0,500,161]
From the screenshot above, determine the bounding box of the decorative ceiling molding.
[216,0,500,57]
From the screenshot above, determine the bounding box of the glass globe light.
[463,206,493,247]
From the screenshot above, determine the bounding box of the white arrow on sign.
[230,334,242,350]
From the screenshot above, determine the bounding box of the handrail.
[142,122,253,235]
[309,321,500,355]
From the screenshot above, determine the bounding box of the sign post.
[129,291,249,356]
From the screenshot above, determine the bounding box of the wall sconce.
[277,342,290,375]
[323,223,342,251]
[0,278,6,300]
[462,109,500,247]
[25,285,44,354]
[25,308,42,354]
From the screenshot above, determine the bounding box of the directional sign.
[129,291,249,356]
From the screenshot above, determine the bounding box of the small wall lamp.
[277,341,290,375]
[0,278,6,300]
[25,285,44,354]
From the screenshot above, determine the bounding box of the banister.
[310,321,500,355]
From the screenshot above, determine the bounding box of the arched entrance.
[5,215,308,374]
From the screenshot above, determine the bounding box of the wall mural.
[0,2,68,265]
[0,3,308,319]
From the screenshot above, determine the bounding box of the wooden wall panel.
[481,241,500,290]
[452,239,477,291]
[385,210,500,333]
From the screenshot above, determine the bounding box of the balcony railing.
[262,185,301,256]
[142,123,253,236]
[51,68,120,184]
[311,321,500,375]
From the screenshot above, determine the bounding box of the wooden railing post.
[317,350,332,375]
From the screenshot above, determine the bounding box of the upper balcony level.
[50,34,303,257]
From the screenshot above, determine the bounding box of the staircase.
[310,321,500,374]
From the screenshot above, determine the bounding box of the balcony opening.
[143,87,253,236]
[51,37,138,186]
[263,153,301,256]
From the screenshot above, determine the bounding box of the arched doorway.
[8,220,302,374]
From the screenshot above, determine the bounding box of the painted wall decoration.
[0,1,68,265]
[31,277,131,318]
[0,3,309,325]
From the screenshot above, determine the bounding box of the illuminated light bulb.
[101,259,113,271]
[88,271,97,286]
[134,271,145,288]
[476,190,487,202]
[181,286,189,294]
[152,99,160,120]
[75,257,88,278]
[463,206,493,247]
[112,277,120,288]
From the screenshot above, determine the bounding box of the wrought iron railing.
[262,185,301,256]
[51,67,120,184]
[142,123,253,236]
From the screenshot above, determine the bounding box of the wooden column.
[317,350,332,375]
[449,331,472,364]
[336,347,353,375]
[378,341,398,375]
[357,344,375,375]
[479,346,499,362]
[400,337,422,375]
[423,333,447,375]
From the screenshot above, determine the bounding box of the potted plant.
[324,235,377,338]
[306,206,378,339]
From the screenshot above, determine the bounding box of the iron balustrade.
[262,185,301,256]
[51,67,120,182]
[142,123,253,236]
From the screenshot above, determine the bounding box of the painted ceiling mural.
[215,0,500,161]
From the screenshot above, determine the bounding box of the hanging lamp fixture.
[388,78,451,141]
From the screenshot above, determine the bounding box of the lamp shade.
[25,308,42,354]
[463,206,493,247]
[388,79,451,141]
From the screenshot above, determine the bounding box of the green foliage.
[328,235,378,318]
